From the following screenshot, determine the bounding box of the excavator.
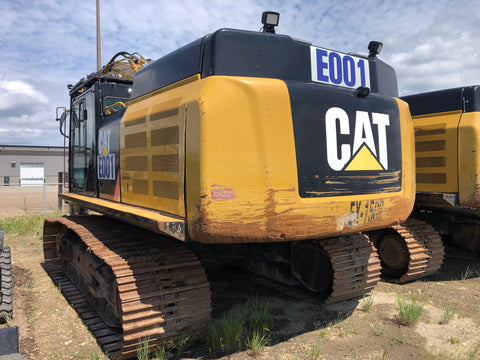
[44,12,443,358]
[402,85,480,255]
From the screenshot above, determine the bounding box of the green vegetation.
[429,345,474,360]
[87,353,101,360]
[467,344,480,359]
[136,337,151,360]
[135,336,191,360]
[396,292,425,325]
[461,266,473,280]
[361,292,375,312]
[440,303,456,324]
[372,321,388,336]
[1,314,13,327]
[152,345,168,360]
[389,333,405,345]
[308,344,322,360]
[245,331,269,356]
[208,296,272,355]
[0,214,49,237]
[448,337,461,345]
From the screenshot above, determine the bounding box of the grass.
[361,292,375,312]
[208,296,272,355]
[152,345,168,360]
[317,328,329,338]
[87,353,101,360]
[428,344,480,360]
[245,331,269,356]
[396,292,425,326]
[0,214,49,237]
[1,314,14,327]
[308,344,322,360]
[389,333,405,345]
[440,303,456,324]
[372,321,388,336]
[136,337,151,360]
[448,337,461,345]
[209,305,248,353]
[461,266,473,280]
[467,344,480,359]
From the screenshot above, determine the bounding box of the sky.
[0,0,479,146]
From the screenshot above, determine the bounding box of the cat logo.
[97,128,115,180]
[325,107,389,172]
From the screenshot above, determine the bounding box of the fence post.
[58,173,63,210]
[43,181,47,215]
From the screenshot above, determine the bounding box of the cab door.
[70,90,96,195]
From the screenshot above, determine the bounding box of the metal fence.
[0,183,68,217]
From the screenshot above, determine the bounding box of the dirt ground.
[1,229,480,360]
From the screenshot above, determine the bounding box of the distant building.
[0,145,68,185]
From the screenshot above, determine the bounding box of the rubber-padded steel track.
[390,218,444,283]
[320,234,381,303]
[0,246,13,321]
[43,216,211,359]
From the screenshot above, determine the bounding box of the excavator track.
[0,246,13,321]
[43,216,211,359]
[292,233,381,304]
[377,218,444,283]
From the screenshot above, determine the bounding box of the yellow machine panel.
[413,110,461,193]
[119,77,200,217]
[118,75,415,244]
[458,111,480,207]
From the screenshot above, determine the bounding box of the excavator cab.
[67,77,131,198]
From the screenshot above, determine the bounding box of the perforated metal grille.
[132,179,149,195]
[125,132,147,148]
[416,173,447,184]
[125,156,148,171]
[153,180,179,200]
[416,157,446,168]
[415,140,446,152]
[152,155,179,172]
[151,126,179,146]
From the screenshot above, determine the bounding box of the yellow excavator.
[402,85,480,255]
[45,12,442,358]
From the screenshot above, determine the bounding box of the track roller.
[292,233,381,303]
[371,218,444,283]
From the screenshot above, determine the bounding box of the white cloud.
[0,0,478,145]
[0,80,49,113]
[382,0,480,94]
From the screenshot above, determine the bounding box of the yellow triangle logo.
[101,145,109,155]
[345,144,383,171]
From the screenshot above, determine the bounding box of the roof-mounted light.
[261,11,280,34]
[368,41,383,57]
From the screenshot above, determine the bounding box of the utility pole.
[96,0,101,71]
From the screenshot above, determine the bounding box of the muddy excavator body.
[44,15,430,358]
